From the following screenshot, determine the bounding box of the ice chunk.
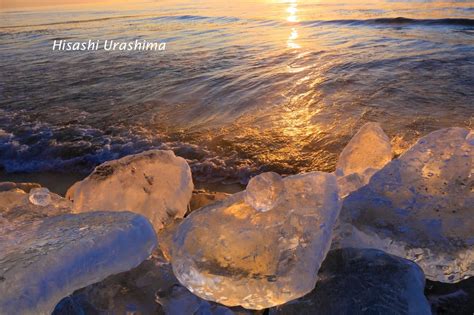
[1,188,73,254]
[270,248,431,315]
[53,249,257,315]
[336,122,392,177]
[53,250,174,315]
[336,122,392,196]
[67,150,193,231]
[0,189,28,212]
[172,172,341,309]
[158,218,183,262]
[29,187,52,206]
[0,211,157,315]
[337,128,473,282]
[244,172,284,212]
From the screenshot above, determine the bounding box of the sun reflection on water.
[287,28,300,49]
[286,0,300,48]
[286,0,299,22]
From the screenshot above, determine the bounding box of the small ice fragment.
[28,188,52,207]
[244,172,284,212]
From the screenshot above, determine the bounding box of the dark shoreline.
[0,170,84,196]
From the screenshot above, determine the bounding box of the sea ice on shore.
[0,211,157,315]
[336,127,473,282]
[53,248,257,315]
[335,122,392,196]
[0,186,74,256]
[67,150,193,231]
[0,187,71,222]
[270,248,431,315]
[171,171,341,309]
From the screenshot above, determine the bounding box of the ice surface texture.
[1,188,70,214]
[52,248,257,315]
[336,122,392,197]
[270,248,431,315]
[244,172,284,212]
[0,188,71,223]
[29,188,53,206]
[336,122,392,178]
[172,172,341,309]
[67,150,193,231]
[337,128,473,282]
[0,211,157,315]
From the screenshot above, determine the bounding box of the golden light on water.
[286,0,299,22]
[287,28,300,49]
[286,6,297,16]
[286,0,300,49]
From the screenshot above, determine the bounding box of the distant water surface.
[0,0,473,184]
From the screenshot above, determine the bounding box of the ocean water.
[0,0,473,185]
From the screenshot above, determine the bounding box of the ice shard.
[336,122,392,196]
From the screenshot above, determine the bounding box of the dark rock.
[426,277,474,315]
[270,248,431,315]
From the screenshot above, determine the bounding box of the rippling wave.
[4,16,474,30]
[314,17,474,26]
[0,15,141,29]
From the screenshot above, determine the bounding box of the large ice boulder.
[335,122,392,196]
[270,248,431,315]
[171,172,341,309]
[0,211,157,315]
[67,150,194,231]
[337,127,473,282]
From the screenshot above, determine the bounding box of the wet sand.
[0,171,85,196]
